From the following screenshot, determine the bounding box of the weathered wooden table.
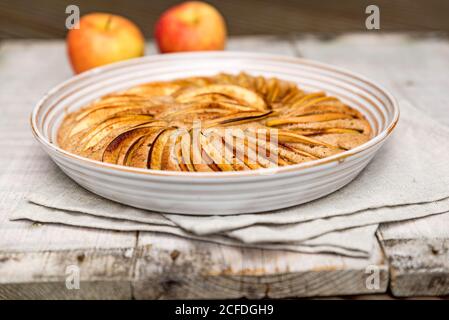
[0,34,448,299]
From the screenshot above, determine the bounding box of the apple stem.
[104,15,113,30]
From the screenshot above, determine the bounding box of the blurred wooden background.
[0,0,448,38]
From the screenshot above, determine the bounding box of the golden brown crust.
[57,73,373,172]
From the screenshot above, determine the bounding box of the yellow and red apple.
[67,13,145,74]
[155,1,227,53]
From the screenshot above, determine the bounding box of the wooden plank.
[133,234,388,299]
[294,33,449,297]
[378,214,449,297]
[0,238,387,300]
[1,0,449,39]
[0,249,134,299]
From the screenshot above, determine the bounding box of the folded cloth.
[10,102,449,257]
[14,199,377,257]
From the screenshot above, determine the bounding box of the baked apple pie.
[57,73,372,172]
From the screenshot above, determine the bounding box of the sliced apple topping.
[148,128,176,170]
[174,84,267,111]
[102,126,163,164]
[124,129,165,168]
[76,115,154,152]
[265,113,354,127]
[121,82,182,96]
[204,111,273,128]
[57,73,373,172]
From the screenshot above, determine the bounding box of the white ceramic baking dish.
[31,52,399,215]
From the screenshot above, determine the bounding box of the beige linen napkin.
[10,102,449,257]
[12,168,377,257]
[14,199,376,257]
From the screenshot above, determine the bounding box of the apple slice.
[277,144,316,164]
[215,73,234,85]
[174,84,267,111]
[199,132,234,171]
[77,115,153,152]
[279,118,372,136]
[173,98,256,113]
[76,119,159,161]
[67,104,157,138]
[288,128,363,136]
[163,104,231,120]
[292,96,339,110]
[201,150,221,171]
[312,133,371,151]
[226,130,276,169]
[189,128,215,172]
[148,128,175,170]
[204,111,273,128]
[203,129,249,171]
[254,75,268,97]
[102,126,162,164]
[276,130,337,149]
[173,136,189,172]
[222,130,260,170]
[206,130,249,171]
[265,113,354,127]
[281,144,319,160]
[285,103,362,118]
[289,92,326,108]
[265,78,281,103]
[235,72,255,90]
[82,126,160,161]
[75,95,157,120]
[123,129,165,168]
[281,89,304,104]
[178,131,196,172]
[284,142,342,159]
[183,93,237,104]
[214,102,256,113]
[67,94,170,125]
[160,133,181,171]
[243,130,295,166]
[121,82,181,96]
[61,116,130,152]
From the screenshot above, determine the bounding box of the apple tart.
[57,73,372,172]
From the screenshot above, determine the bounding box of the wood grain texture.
[133,236,387,299]
[0,34,448,299]
[1,0,449,38]
[378,213,449,297]
[0,238,387,299]
[0,249,134,299]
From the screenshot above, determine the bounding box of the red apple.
[67,13,145,74]
[155,1,227,53]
